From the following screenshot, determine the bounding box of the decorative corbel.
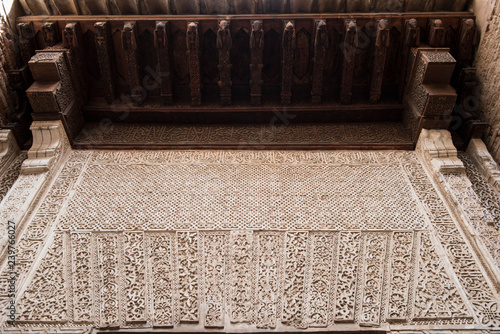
[281,20,295,105]
[341,20,357,104]
[21,120,69,175]
[311,20,328,104]
[154,21,173,105]
[42,21,59,47]
[187,22,201,106]
[416,129,465,174]
[250,20,264,105]
[217,20,232,105]
[94,21,116,104]
[369,19,390,104]
[122,22,143,106]
[428,19,446,47]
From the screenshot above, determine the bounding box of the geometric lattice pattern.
[59,162,427,231]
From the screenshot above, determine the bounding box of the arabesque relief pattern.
[3,150,500,331]
[460,152,500,266]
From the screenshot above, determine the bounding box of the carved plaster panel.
[2,149,500,332]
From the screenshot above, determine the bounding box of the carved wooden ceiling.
[15,0,470,16]
[14,10,478,149]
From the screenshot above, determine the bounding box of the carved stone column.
[94,21,116,104]
[281,20,295,105]
[311,20,328,105]
[250,20,264,105]
[155,21,173,105]
[341,20,357,105]
[217,20,232,106]
[187,22,201,106]
[122,22,143,106]
[369,19,390,104]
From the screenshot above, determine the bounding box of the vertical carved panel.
[428,19,446,47]
[177,231,199,322]
[122,22,143,106]
[123,231,146,323]
[360,232,387,326]
[94,22,116,104]
[42,22,59,47]
[413,231,470,320]
[457,18,477,66]
[308,232,336,327]
[341,20,357,104]
[148,233,174,327]
[203,233,226,327]
[398,19,420,101]
[369,20,390,104]
[17,233,67,323]
[187,22,201,106]
[95,233,120,327]
[71,232,93,324]
[229,231,254,323]
[311,20,328,104]
[155,21,173,105]
[387,231,414,322]
[281,21,295,104]
[334,231,360,322]
[255,232,282,329]
[250,20,264,105]
[281,231,308,327]
[18,22,36,65]
[217,20,232,105]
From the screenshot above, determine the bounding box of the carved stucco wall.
[1,140,500,333]
[472,0,500,164]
